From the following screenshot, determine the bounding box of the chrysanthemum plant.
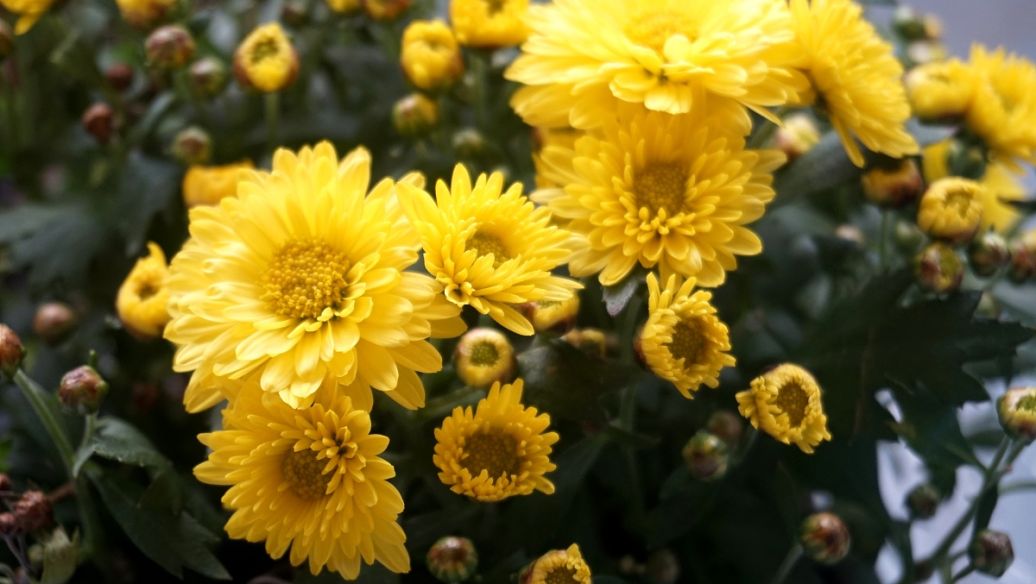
[0,0,1035,583]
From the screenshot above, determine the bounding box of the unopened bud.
[919,178,983,244]
[561,328,607,359]
[327,0,361,13]
[906,484,941,519]
[915,242,964,294]
[1009,232,1036,283]
[524,292,580,333]
[800,512,851,565]
[281,0,309,26]
[393,93,439,137]
[0,20,15,60]
[969,530,1014,578]
[895,222,925,254]
[0,473,11,492]
[0,324,25,378]
[892,6,926,41]
[426,536,478,583]
[998,387,1036,443]
[171,126,212,165]
[33,302,78,345]
[105,63,135,92]
[0,513,18,536]
[906,40,949,68]
[146,25,195,69]
[946,139,987,180]
[13,491,52,533]
[188,57,228,98]
[775,113,820,163]
[452,128,487,160]
[361,0,411,21]
[862,159,923,208]
[645,549,679,584]
[454,328,515,388]
[905,61,974,122]
[82,102,115,145]
[233,23,299,93]
[58,365,109,414]
[682,431,729,481]
[706,410,744,448]
[969,231,1011,278]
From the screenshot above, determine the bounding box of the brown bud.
[13,490,52,533]
[1009,235,1036,283]
[800,512,851,565]
[0,473,11,492]
[682,431,729,481]
[392,93,439,137]
[0,512,18,536]
[426,536,478,583]
[171,126,212,165]
[105,63,135,92]
[33,302,78,345]
[906,483,941,519]
[914,242,963,294]
[0,323,25,378]
[188,56,228,98]
[0,20,13,60]
[58,365,109,414]
[82,102,115,145]
[969,530,1014,578]
[146,25,195,70]
[861,159,923,208]
[968,231,1011,278]
[706,410,744,447]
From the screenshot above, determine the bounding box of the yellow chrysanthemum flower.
[450,0,528,49]
[181,161,254,208]
[454,327,515,389]
[789,0,919,167]
[526,291,580,333]
[922,140,1025,234]
[736,364,832,454]
[400,20,463,92]
[505,0,807,131]
[965,45,1036,170]
[194,388,409,580]
[905,60,977,121]
[0,0,55,34]
[116,242,171,340]
[527,544,592,584]
[533,111,784,287]
[233,23,299,93]
[114,0,175,28]
[639,273,735,399]
[396,164,580,336]
[326,0,360,13]
[917,178,984,243]
[165,142,465,410]
[432,379,558,502]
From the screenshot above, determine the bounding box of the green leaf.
[973,484,1000,534]
[774,131,861,202]
[892,390,978,493]
[0,438,10,472]
[40,527,79,584]
[603,276,641,318]
[111,154,179,253]
[89,417,171,470]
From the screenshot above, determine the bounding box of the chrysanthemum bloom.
[326,0,360,13]
[905,60,977,122]
[533,111,783,287]
[526,544,592,584]
[506,0,806,131]
[922,140,1025,233]
[450,0,528,49]
[116,242,171,340]
[736,364,832,454]
[396,164,579,336]
[774,112,821,162]
[400,20,464,92]
[454,328,515,389]
[195,389,409,579]
[0,0,55,34]
[233,23,299,93]
[165,143,465,409]
[639,273,734,399]
[998,387,1036,443]
[361,0,410,21]
[181,161,254,208]
[789,0,919,167]
[433,379,558,502]
[114,0,175,28]
[917,178,984,243]
[965,45,1036,170]
[525,291,580,333]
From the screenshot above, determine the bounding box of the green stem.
[74,472,105,562]
[617,293,645,523]
[768,544,803,584]
[265,92,280,151]
[951,564,975,582]
[879,210,891,271]
[13,370,76,473]
[470,50,491,134]
[79,412,97,455]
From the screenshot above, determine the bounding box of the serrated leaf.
[113,154,179,253]
[40,527,79,584]
[892,390,978,493]
[90,418,171,471]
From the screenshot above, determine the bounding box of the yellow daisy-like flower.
[922,140,1026,234]
[533,111,784,287]
[639,273,735,399]
[194,388,409,580]
[454,328,515,389]
[736,364,832,454]
[116,242,171,340]
[527,544,592,584]
[917,178,984,243]
[905,60,977,122]
[396,164,580,336]
[965,45,1036,170]
[450,0,528,49]
[400,20,464,92]
[164,142,465,410]
[505,0,807,131]
[114,0,175,28]
[0,0,55,34]
[181,161,254,208]
[789,0,919,167]
[233,23,299,93]
[432,379,558,502]
[326,0,360,13]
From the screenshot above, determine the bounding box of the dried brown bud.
[914,242,963,294]
[33,302,78,345]
[13,490,52,533]
[0,323,26,378]
[82,102,115,145]
[146,25,195,70]
[58,365,109,414]
[1009,234,1036,283]
[426,536,478,583]
[969,530,1014,578]
[682,431,729,481]
[800,512,851,565]
[706,410,744,448]
[188,56,228,98]
[105,63,135,92]
[906,483,941,519]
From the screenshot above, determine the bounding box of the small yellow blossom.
[116,242,171,340]
[527,544,592,584]
[905,60,977,121]
[400,20,463,92]
[362,0,410,21]
[966,45,1036,170]
[450,0,528,49]
[998,387,1036,443]
[326,0,360,13]
[775,113,822,162]
[454,328,515,388]
[114,0,175,28]
[181,161,254,208]
[433,379,558,502]
[922,140,1026,234]
[234,23,299,93]
[0,0,56,34]
[736,364,832,454]
[525,291,580,333]
[917,178,984,243]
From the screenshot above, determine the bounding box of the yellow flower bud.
[917,178,984,243]
[800,512,851,564]
[116,242,171,340]
[234,23,299,93]
[524,292,579,333]
[998,387,1036,443]
[182,161,254,208]
[400,20,463,92]
[861,159,923,208]
[0,0,55,35]
[361,0,410,21]
[449,0,529,49]
[774,113,821,163]
[454,328,515,388]
[905,60,976,122]
[115,0,175,29]
[561,328,607,359]
[392,93,440,137]
[915,242,963,294]
[326,0,361,13]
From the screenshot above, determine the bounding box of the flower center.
[944,188,975,215]
[467,230,511,267]
[667,319,707,366]
[264,239,351,321]
[624,11,696,54]
[461,429,521,479]
[250,37,281,64]
[545,567,580,584]
[136,280,159,301]
[775,382,809,428]
[1016,394,1036,412]
[483,0,506,15]
[635,163,688,216]
[281,449,331,500]
[470,341,501,366]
